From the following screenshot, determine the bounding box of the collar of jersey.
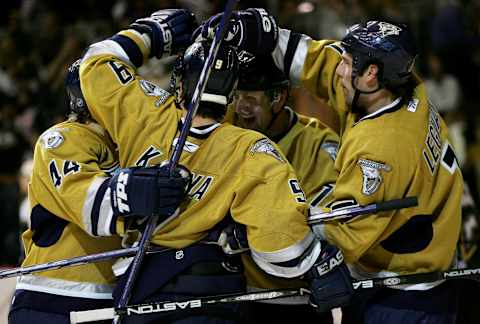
[272,106,298,143]
[355,97,402,124]
[178,118,222,139]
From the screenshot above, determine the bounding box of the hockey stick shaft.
[115,2,239,322]
[169,0,238,173]
[70,288,309,323]
[71,267,480,322]
[0,246,171,280]
[308,197,418,224]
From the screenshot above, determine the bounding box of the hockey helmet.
[341,21,417,89]
[174,40,239,107]
[65,59,90,120]
[237,51,289,91]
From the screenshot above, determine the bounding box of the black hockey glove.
[109,164,191,220]
[306,241,354,313]
[130,9,198,59]
[194,8,278,55]
[205,222,249,255]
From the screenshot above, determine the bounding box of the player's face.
[233,90,274,133]
[336,53,355,106]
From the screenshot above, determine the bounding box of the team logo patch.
[250,138,285,163]
[321,141,339,161]
[139,79,171,107]
[357,159,391,196]
[42,130,64,149]
[369,21,402,37]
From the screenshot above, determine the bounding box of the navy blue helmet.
[237,51,289,91]
[174,40,239,107]
[341,21,417,89]
[65,59,90,120]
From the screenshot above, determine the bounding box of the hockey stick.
[0,246,171,280]
[0,197,417,280]
[308,197,418,225]
[70,267,480,323]
[114,2,239,323]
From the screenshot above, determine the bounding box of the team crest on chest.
[42,130,64,149]
[250,138,285,163]
[139,79,171,106]
[357,159,391,196]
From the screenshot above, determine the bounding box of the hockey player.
[229,54,340,322]
[8,61,190,324]
[197,10,464,323]
[78,8,353,324]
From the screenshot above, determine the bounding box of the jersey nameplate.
[357,159,391,196]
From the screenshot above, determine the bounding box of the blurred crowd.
[1,0,480,268]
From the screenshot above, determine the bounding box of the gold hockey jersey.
[230,108,340,289]
[272,29,463,285]
[19,120,122,299]
[79,30,321,278]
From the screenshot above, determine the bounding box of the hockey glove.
[205,222,249,255]
[306,241,354,313]
[194,8,278,55]
[109,164,191,221]
[130,9,198,59]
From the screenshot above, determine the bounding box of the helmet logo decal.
[139,79,171,106]
[368,21,402,37]
[250,138,285,163]
[225,23,240,42]
[357,159,391,196]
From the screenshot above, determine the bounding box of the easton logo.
[353,280,374,290]
[126,300,202,315]
[115,171,130,213]
[444,268,480,278]
[316,250,344,276]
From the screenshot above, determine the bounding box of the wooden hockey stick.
[70,266,480,323]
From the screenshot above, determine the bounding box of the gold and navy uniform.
[18,120,121,299]
[230,107,340,291]
[79,30,321,279]
[272,29,463,288]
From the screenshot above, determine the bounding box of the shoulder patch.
[357,159,391,196]
[321,141,339,161]
[139,79,171,106]
[250,138,285,163]
[41,130,64,149]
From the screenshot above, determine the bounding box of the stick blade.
[70,307,115,323]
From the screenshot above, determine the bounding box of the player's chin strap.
[350,74,382,113]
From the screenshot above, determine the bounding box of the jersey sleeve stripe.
[82,176,113,236]
[272,28,311,86]
[90,178,115,236]
[110,34,143,67]
[83,40,135,69]
[251,235,321,278]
